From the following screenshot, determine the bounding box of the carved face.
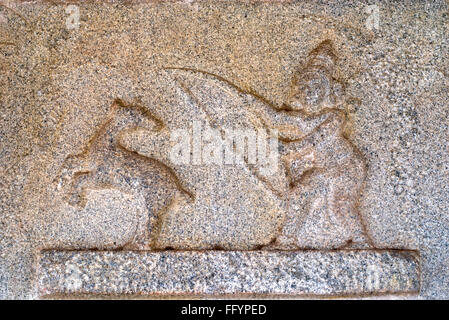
[287,68,345,114]
[288,69,331,113]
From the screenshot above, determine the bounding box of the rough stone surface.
[38,250,419,297]
[0,1,448,299]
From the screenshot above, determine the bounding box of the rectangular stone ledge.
[38,250,420,297]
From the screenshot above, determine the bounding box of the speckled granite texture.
[0,0,448,299]
[38,250,419,297]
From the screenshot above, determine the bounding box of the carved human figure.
[259,40,372,248]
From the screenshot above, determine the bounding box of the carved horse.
[54,98,187,248]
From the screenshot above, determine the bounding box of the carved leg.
[328,157,372,248]
[267,165,323,249]
[65,170,94,208]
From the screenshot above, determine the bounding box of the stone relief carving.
[55,40,373,250]
[53,99,182,248]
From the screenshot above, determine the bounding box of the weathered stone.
[38,250,419,297]
[0,0,447,299]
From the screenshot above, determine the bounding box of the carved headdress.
[306,39,337,74]
[288,40,344,113]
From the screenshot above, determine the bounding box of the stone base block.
[38,250,420,297]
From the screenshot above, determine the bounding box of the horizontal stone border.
[38,250,420,297]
